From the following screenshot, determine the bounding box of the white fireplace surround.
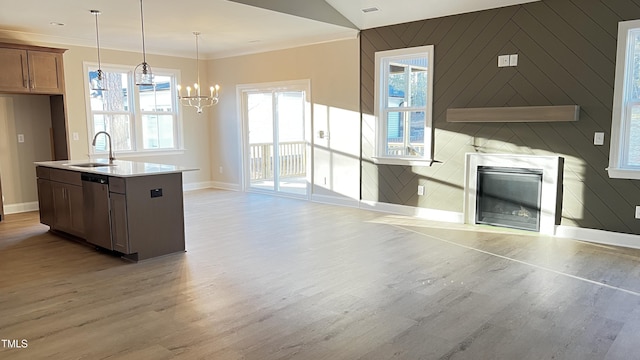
[464,153,563,235]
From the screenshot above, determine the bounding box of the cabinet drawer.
[36,166,51,179]
[109,177,126,194]
[50,168,82,186]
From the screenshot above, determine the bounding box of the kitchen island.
[35,159,197,261]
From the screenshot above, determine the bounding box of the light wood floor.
[2,189,640,359]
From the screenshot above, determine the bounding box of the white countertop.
[35,159,198,178]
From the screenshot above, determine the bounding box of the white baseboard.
[183,181,216,192]
[354,200,640,249]
[358,200,464,224]
[4,201,39,214]
[312,194,360,208]
[555,225,640,250]
[210,181,242,191]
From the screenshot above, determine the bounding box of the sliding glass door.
[242,81,309,197]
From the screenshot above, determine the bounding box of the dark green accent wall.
[360,0,640,234]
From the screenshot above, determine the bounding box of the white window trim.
[373,45,434,166]
[608,19,640,179]
[82,62,185,158]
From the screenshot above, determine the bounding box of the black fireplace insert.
[476,166,542,231]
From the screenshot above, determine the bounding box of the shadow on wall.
[359,0,640,235]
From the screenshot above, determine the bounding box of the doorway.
[240,80,310,198]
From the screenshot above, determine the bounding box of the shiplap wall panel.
[547,1,616,62]
[607,1,640,19]
[360,0,640,234]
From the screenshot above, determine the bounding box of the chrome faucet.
[92,131,115,163]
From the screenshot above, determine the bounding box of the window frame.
[83,62,184,158]
[373,45,435,166]
[609,19,640,179]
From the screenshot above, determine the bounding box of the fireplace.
[476,166,542,231]
[464,153,563,235]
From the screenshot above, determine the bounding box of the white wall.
[209,38,361,200]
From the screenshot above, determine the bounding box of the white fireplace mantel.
[464,153,564,235]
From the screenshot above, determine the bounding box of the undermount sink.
[67,162,116,168]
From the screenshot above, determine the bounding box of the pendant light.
[90,10,106,91]
[134,0,153,86]
[177,32,220,114]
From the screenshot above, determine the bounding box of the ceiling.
[0,0,539,59]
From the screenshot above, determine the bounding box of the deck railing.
[386,143,425,156]
[250,141,306,180]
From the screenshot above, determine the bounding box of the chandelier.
[134,0,153,86]
[177,32,220,114]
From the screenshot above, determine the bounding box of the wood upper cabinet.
[0,43,65,94]
[0,48,28,92]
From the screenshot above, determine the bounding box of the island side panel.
[123,173,186,260]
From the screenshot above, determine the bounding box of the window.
[84,64,181,156]
[609,19,640,179]
[374,45,434,166]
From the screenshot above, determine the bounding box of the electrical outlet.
[73,132,79,141]
[418,185,425,196]
[17,134,24,143]
[219,166,223,174]
[636,206,640,219]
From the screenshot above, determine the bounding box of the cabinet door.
[110,193,130,254]
[52,182,71,231]
[37,179,54,226]
[28,51,64,94]
[51,182,84,237]
[67,184,84,237]
[0,48,28,93]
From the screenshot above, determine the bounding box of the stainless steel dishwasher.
[81,173,113,250]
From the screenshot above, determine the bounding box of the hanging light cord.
[93,12,102,69]
[195,32,201,87]
[139,0,147,64]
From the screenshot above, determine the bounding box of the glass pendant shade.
[91,69,106,91]
[135,62,153,86]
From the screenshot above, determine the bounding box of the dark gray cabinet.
[108,177,130,254]
[109,193,130,254]
[37,167,84,238]
[36,165,185,261]
[108,174,185,261]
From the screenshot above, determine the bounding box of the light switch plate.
[73,132,79,141]
[635,206,640,219]
[509,54,519,66]
[498,55,510,68]
[594,132,605,146]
